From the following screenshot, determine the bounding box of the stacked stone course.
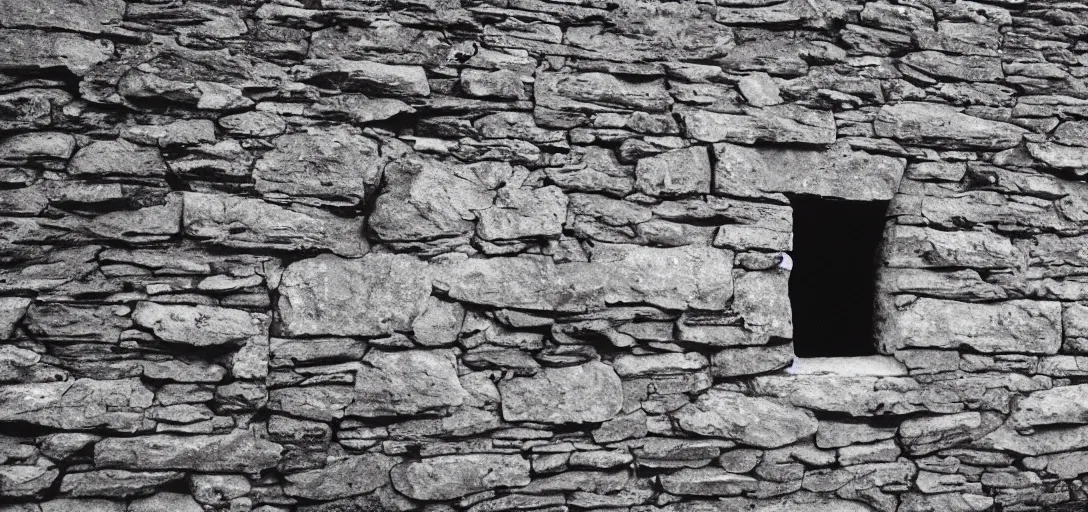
[3,0,1088,511]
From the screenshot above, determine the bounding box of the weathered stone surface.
[348,349,466,417]
[254,128,382,206]
[613,352,708,377]
[94,430,282,472]
[59,470,182,498]
[537,72,672,113]
[711,344,793,378]
[682,105,836,145]
[874,102,1027,149]
[297,59,430,96]
[883,298,1062,354]
[0,464,58,498]
[500,361,622,424]
[0,378,152,432]
[635,146,711,197]
[131,302,263,347]
[284,453,398,500]
[390,454,531,500]
[0,30,113,75]
[476,185,568,241]
[900,52,1002,82]
[659,468,758,496]
[68,140,167,177]
[436,246,734,312]
[1009,384,1088,429]
[817,421,896,449]
[673,388,818,448]
[899,412,985,455]
[128,493,202,512]
[182,193,368,257]
[0,0,124,33]
[713,142,906,201]
[884,226,1020,270]
[277,253,431,337]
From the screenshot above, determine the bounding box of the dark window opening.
[788,195,889,358]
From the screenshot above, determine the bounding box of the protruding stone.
[94,429,282,472]
[277,254,431,337]
[348,349,466,417]
[284,453,398,500]
[390,454,531,500]
[673,388,818,448]
[254,128,382,207]
[500,361,622,424]
[883,298,1061,354]
[0,378,152,432]
[874,102,1026,150]
[132,302,264,347]
[682,105,836,146]
[68,140,167,178]
[537,72,672,113]
[635,146,712,197]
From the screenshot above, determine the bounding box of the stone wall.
[3,0,1088,511]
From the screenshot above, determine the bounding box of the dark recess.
[787,195,889,358]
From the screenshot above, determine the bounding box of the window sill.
[787,355,907,377]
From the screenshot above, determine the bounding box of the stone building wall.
[3,0,1088,511]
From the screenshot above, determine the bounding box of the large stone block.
[0,30,113,75]
[94,429,283,472]
[536,72,672,113]
[1009,384,1088,429]
[874,102,1026,149]
[131,302,265,347]
[182,193,367,257]
[390,454,531,500]
[284,453,397,500]
[883,298,1061,354]
[682,105,836,146]
[884,226,1020,270]
[435,246,734,312]
[253,128,382,207]
[672,388,817,448]
[499,361,622,424]
[277,253,431,337]
[348,349,467,417]
[0,378,152,432]
[635,146,712,197]
[713,142,905,200]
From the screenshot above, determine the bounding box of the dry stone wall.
[3,0,1088,511]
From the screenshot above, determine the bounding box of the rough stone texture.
[3,0,1088,510]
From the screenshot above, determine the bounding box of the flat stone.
[874,102,1027,150]
[476,185,568,241]
[1024,451,1088,479]
[436,246,734,313]
[884,298,1061,354]
[284,453,398,500]
[500,361,622,424]
[682,105,836,146]
[613,353,708,377]
[254,128,382,207]
[182,193,368,257]
[884,226,1020,269]
[711,344,794,378]
[900,52,1003,82]
[899,492,995,512]
[521,470,630,494]
[0,378,152,432]
[309,22,450,67]
[348,349,466,417]
[635,146,712,197]
[461,69,527,100]
[122,120,215,148]
[370,156,504,242]
[1010,384,1088,429]
[1026,142,1088,170]
[68,140,167,177]
[738,72,783,106]
[0,464,58,498]
[94,429,282,472]
[0,30,113,75]
[673,388,817,448]
[978,424,1088,456]
[277,253,431,337]
[899,412,985,455]
[268,385,353,422]
[0,132,76,164]
[658,468,758,496]
[713,142,905,201]
[24,303,129,342]
[816,421,896,449]
[128,493,201,512]
[131,302,263,347]
[217,111,285,137]
[390,454,531,500]
[564,2,733,62]
[59,470,182,498]
[0,0,124,33]
[190,474,250,505]
[536,72,672,113]
[297,59,430,96]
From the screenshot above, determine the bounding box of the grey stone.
[94,429,282,472]
[900,52,1003,82]
[816,422,896,449]
[285,453,397,500]
[131,302,264,347]
[182,193,368,257]
[68,140,166,177]
[254,128,381,207]
[635,146,712,197]
[0,0,124,34]
[711,344,793,378]
[874,102,1027,149]
[268,385,353,422]
[59,470,182,498]
[348,349,466,417]
[436,246,734,313]
[0,464,57,498]
[613,353,708,377]
[658,468,758,496]
[500,361,622,424]
[536,72,672,113]
[476,185,568,241]
[128,493,201,512]
[297,59,430,96]
[738,72,783,106]
[682,105,836,145]
[461,69,526,100]
[884,226,1019,269]
[390,454,530,500]
[713,142,906,201]
[883,298,1061,354]
[0,378,152,432]
[277,254,431,337]
[673,388,818,448]
[0,30,112,75]
[1009,384,1088,429]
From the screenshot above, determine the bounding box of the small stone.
[719,449,762,473]
[461,69,526,100]
[658,468,758,496]
[68,140,167,177]
[218,111,285,137]
[190,474,251,506]
[612,353,708,377]
[476,185,568,241]
[390,454,530,500]
[411,297,465,347]
[738,72,783,106]
[128,493,202,512]
[816,421,896,449]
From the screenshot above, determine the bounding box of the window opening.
[787,195,889,358]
